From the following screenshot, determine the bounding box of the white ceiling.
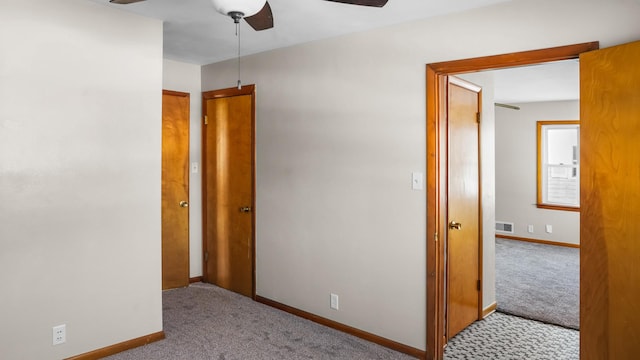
[89,0,579,103]
[90,0,514,65]
[490,59,580,104]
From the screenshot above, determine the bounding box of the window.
[537,120,580,211]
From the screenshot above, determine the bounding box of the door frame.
[201,84,257,298]
[425,42,599,360]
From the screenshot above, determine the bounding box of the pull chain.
[236,21,241,90]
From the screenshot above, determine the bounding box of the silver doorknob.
[449,221,462,230]
[239,206,252,213]
[179,201,189,208]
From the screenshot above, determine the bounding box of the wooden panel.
[203,88,255,298]
[495,234,580,249]
[426,65,446,360]
[429,42,599,74]
[65,331,165,360]
[580,40,640,360]
[482,302,497,318]
[446,78,481,339]
[161,90,190,290]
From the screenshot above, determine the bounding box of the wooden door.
[446,76,481,339]
[581,40,640,360]
[162,90,190,290]
[202,86,255,298]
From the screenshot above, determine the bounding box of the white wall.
[495,100,581,245]
[0,1,163,359]
[200,0,639,350]
[163,59,203,278]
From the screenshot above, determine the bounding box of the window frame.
[536,120,580,212]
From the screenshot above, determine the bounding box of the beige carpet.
[495,238,579,329]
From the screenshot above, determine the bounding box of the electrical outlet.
[330,293,339,310]
[546,224,553,233]
[527,225,534,233]
[52,324,66,345]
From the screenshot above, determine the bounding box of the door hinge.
[476,112,481,123]
[477,279,481,291]
[204,115,208,125]
[204,251,209,262]
[434,232,438,243]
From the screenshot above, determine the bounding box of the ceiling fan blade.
[244,2,274,31]
[109,0,146,4]
[324,0,388,7]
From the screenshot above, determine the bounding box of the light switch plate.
[191,162,199,174]
[330,293,339,310]
[412,172,424,190]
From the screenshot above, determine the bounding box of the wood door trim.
[201,84,257,299]
[495,234,580,248]
[475,80,484,322]
[428,42,599,74]
[426,65,447,360]
[203,85,256,100]
[163,89,190,98]
[65,331,165,360]
[425,41,598,360]
[482,302,497,318]
[449,76,482,92]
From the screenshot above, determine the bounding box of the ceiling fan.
[109,0,389,31]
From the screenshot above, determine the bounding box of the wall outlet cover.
[53,324,66,345]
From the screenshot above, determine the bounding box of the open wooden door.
[162,90,190,290]
[202,85,255,298]
[446,77,481,339]
[580,40,640,360]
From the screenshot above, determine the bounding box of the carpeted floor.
[105,283,414,360]
[495,238,579,329]
[444,312,579,359]
[105,282,580,360]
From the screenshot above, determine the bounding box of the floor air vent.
[496,221,514,233]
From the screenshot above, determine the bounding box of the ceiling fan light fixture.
[211,0,267,18]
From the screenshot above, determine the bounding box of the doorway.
[425,42,599,360]
[456,62,581,332]
[201,85,256,298]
